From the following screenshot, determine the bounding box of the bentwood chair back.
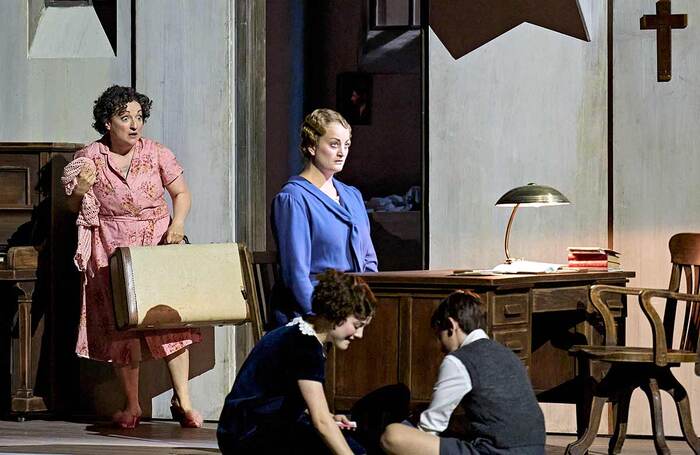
[566,233,700,455]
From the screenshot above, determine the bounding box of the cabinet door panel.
[334,296,399,398]
[409,297,444,401]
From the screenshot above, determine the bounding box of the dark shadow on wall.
[35,156,82,416]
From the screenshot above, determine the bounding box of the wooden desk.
[326,269,635,414]
[0,266,46,416]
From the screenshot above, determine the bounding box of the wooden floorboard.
[546,434,694,454]
[0,419,694,454]
[0,419,219,454]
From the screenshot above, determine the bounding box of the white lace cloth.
[286,317,317,337]
[61,157,100,277]
[286,317,326,354]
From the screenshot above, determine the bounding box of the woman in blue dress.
[271,108,378,325]
[217,270,375,454]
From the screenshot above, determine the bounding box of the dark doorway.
[266,0,424,271]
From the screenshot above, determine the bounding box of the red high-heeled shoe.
[170,395,203,428]
[112,410,141,429]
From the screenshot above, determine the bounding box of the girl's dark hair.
[92,85,152,135]
[430,290,485,334]
[311,269,376,326]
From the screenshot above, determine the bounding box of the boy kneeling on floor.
[381,290,546,455]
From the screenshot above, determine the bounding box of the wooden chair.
[566,233,700,455]
[251,250,280,331]
[240,245,265,343]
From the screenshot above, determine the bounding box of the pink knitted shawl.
[62,157,100,276]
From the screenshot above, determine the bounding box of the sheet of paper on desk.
[491,260,563,274]
[451,269,500,276]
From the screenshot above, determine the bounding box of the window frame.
[369,0,421,31]
[44,0,92,7]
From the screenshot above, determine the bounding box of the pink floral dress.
[72,137,201,365]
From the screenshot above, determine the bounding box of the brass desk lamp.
[495,183,570,264]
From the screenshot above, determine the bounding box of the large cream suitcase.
[110,242,262,339]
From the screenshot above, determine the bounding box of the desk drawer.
[533,286,588,312]
[532,286,626,314]
[491,294,528,326]
[492,328,529,359]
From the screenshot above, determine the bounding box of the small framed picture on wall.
[337,72,372,125]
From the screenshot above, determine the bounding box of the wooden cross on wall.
[640,0,687,82]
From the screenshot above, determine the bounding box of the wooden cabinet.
[0,143,83,414]
[325,270,634,413]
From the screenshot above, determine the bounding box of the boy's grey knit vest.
[450,338,546,451]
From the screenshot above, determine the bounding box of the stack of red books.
[567,247,621,270]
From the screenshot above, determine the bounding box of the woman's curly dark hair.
[92,85,153,135]
[311,269,376,326]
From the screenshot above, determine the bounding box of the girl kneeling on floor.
[217,269,375,454]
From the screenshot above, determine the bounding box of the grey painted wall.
[135,0,236,420]
[0,1,130,142]
[429,1,608,270]
[428,0,608,433]
[137,0,234,247]
[613,0,700,437]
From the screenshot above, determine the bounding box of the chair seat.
[570,345,696,363]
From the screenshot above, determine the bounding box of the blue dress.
[271,176,378,323]
[217,319,365,454]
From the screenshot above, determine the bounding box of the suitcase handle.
[158,234,190,245]
[160,217,190,245]
[159,218,190,244]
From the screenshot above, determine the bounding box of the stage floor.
[0,419,694,454]
[0,419,219,454]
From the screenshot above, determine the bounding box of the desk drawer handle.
[505,340,524,352]
[504,303,524,316]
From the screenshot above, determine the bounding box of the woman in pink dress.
[65,85,202,429]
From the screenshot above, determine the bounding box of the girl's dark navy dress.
[217,318,364,454]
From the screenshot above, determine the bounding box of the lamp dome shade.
[495,183,571,207]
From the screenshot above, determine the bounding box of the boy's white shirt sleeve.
[417,355,472,434]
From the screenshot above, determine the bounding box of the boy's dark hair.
[430,290,485,334]
[311,269,376,326]
[92,85,153,135]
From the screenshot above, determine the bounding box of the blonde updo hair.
[300,108,351,160]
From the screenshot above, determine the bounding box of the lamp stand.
[503,204,520,264]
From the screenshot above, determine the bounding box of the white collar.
[460,328,489,348]
[287,317,317,336]
[287,317,326,350]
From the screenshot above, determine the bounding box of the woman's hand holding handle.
[164,221,186,244]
